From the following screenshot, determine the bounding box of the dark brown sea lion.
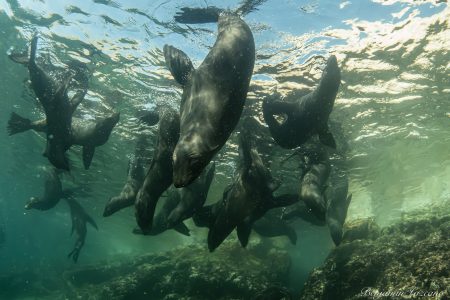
[167,162,215,227]
[25,167,72,211]
[195,131,298,252]
[164,12,255,187]
[134,107,180,233]
[133,189,190,236]
[263,55,341,149]
[103,135,151,217]
[66,198,98,263]
[7,111,119,169]
[252,210,297,245]
[8,36,80,170]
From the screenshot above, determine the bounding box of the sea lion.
[25,167,72,211]
[167,162,215,227]
[263,55,341,149]
[298,144,331,221]
[135,107,180,233]
[133,189,190,236]
[199,131,298,252]
[164,11,255,187]
[7,112,120,169]
[103,135,151,217]
[252,210,297,245]
[281,201,326,226]
[66,198,98,263]
[9,36,79,170]
[326,175,352,246]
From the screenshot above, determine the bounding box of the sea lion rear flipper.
[236,219,253,248]
[8,51,29,65]
[55,72,74,98]
[85,213,98,230]
[319,126,337,149]
[82,146,96,170]
[163,44,194,86]
[7,112,32,135]
[173,222,190,236]
[269,194,299,209]
[327,193,352,246]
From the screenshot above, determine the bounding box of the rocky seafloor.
[1,201,449,300]
[300,201,450,300]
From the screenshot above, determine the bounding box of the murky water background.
[0,0,449,296]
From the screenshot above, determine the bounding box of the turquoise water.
[0,0,449,299]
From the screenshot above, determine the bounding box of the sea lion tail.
[7,112,32,135]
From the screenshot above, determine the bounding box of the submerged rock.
[300,203,450,299]
[63,241,291,300]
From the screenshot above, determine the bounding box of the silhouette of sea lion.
[25,167,72,211]
[196,131,298,251]
[66,198,98,263]
[7,111,119,169]
[252,210,297,245]
[326,175,352,246]
[167,162,215,226]
[164,12,255,187]
[9,36,81,170]
[133,189,190,236]
[263,55,341,149]
[135,107,180,233]
[103,135,151,217]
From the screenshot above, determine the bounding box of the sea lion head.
[172,138,214,188]
[25,197,39,210]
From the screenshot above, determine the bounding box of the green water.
[0,0,449,299]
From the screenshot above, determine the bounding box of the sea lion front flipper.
[236,219,253,248]
[8,51,29,65]
[70,89,86,114]
[318,126,337,149]
[163,44,194,86]
[82,145,96,170]
[173,222,190,236]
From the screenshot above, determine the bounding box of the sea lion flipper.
[319,126,337,149]
[287,227,297,245]
[7,112,32,135]
[236,219,252,248]
[82,145,96,170]
[70,90,86,114]
[173,222,190,236]
[163,44,194,86]
[8,51,29,65]
[86,214,98,230]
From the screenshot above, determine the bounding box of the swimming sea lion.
[135,107,180,233]
[103,135,151,217]
[263,55,341,149]
[167,162,215,227]
[252,210,297,245]
[298,144,331,221]
[164,11,255,187]
[281,201,326,226]
[66,198,98,263]
[201,132,298,251]
[9,36,78,170]
[7,112,120,169]
[133,189,190,236]
[326,175,352,246]
[25,167,72,211]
